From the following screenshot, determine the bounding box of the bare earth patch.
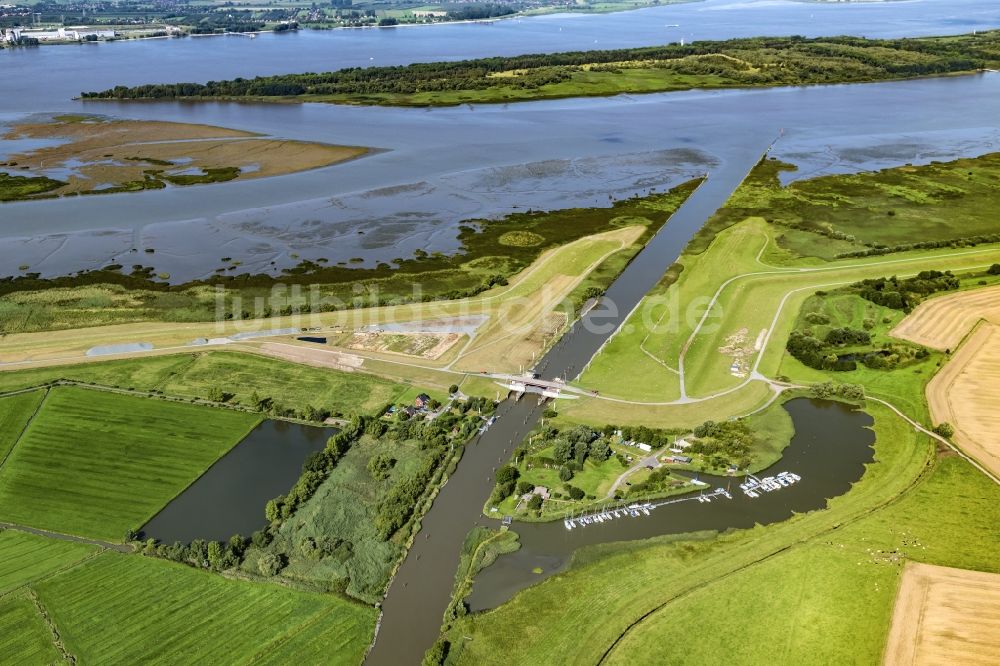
[252,342,364,373]
[718,327,753,377]
[345,331,460,360]
[884,562,1000,666]
[891,284,1000,350]
[924,323,1000,479]
[1,115,367,199]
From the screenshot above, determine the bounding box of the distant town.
[0,0,668,45]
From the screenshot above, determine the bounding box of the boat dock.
[739,471,801,498]
[563,487,732,530]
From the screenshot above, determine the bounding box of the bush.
[527,494,543,511]
[933,422,955,438]
[367,452,397,480]
[988,263,1000,275]
[565,485,585,500]
[558,466,574,482]
[257,552,284,576]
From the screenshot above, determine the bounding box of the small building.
[669,455,693,464]
[521,486,550,501]
[414,393,432,409]
[636,443,652,453]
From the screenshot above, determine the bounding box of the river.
[2,1,998,662]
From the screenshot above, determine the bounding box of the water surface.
[141,419,334,543]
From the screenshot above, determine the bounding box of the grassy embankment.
[81,32,1000,107]
[1,179,698,335]
[0,351,424,418]
[444,402,1000,664]
[0,386,259,541]
[0,529,376,664]
[561,153,1000,428]
[0,207,688,390]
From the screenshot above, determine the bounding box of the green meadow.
[0,390,45,463]
[0,386,259,541]
[446,402,1000,664]
[0,593,64,664]
[0,350,413,417]
[0,530,97,594]
[30,551,375,664]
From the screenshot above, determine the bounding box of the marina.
[740,472,802,499]
[563,487,733,530]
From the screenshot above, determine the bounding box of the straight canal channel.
[368,135,801,664]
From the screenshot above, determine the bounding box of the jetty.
[739,471,801,499]
[563,487,732,530]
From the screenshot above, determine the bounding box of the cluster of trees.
[854,270,960,311]
[81,32,1000,100]
[134,533,249,570]
[374,451,444,540]
[689,419,755,469]
[787,328,876,371]
[810,382,865,401]
[837,232,1000,259]
[446,3,516,20]
[624,467,681,498]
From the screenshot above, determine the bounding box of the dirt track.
[884,562,1000,666]
[925,323,1000,479]
[891,284,1000,350]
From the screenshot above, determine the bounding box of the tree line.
[80,31,1000,100]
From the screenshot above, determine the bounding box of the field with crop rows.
[0,390,45,463]
[34,552,375,664]
[0,386,259,540]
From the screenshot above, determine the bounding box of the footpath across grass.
[34,551,376,665]
[0,386,260,541]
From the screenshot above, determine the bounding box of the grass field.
[34,551,375,664]
[446,404,1000,664]
[0,390,45,463]
[0,386,259,541]
[0,593,63,664]
[884,562,1000,666]
[0,530,97,594]
[0,351,415,417]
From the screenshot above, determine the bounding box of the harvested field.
[892,284,1000,351]
[925,323,1000,479]
[1,115,366,200]
[884,562,1000,666]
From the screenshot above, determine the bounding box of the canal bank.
[366,136,776,664]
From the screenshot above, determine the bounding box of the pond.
[140,419,334,543]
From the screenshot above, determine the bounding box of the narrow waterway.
[367,137,774,664]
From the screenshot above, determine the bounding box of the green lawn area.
[604,455,1000,664]
[0,593,63,664]
[445,402,949,663]
[0,350,414,417]
[0,386,260,541]
[34,551,376,664]
[0,390,45,463]
[0,529,97,594]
